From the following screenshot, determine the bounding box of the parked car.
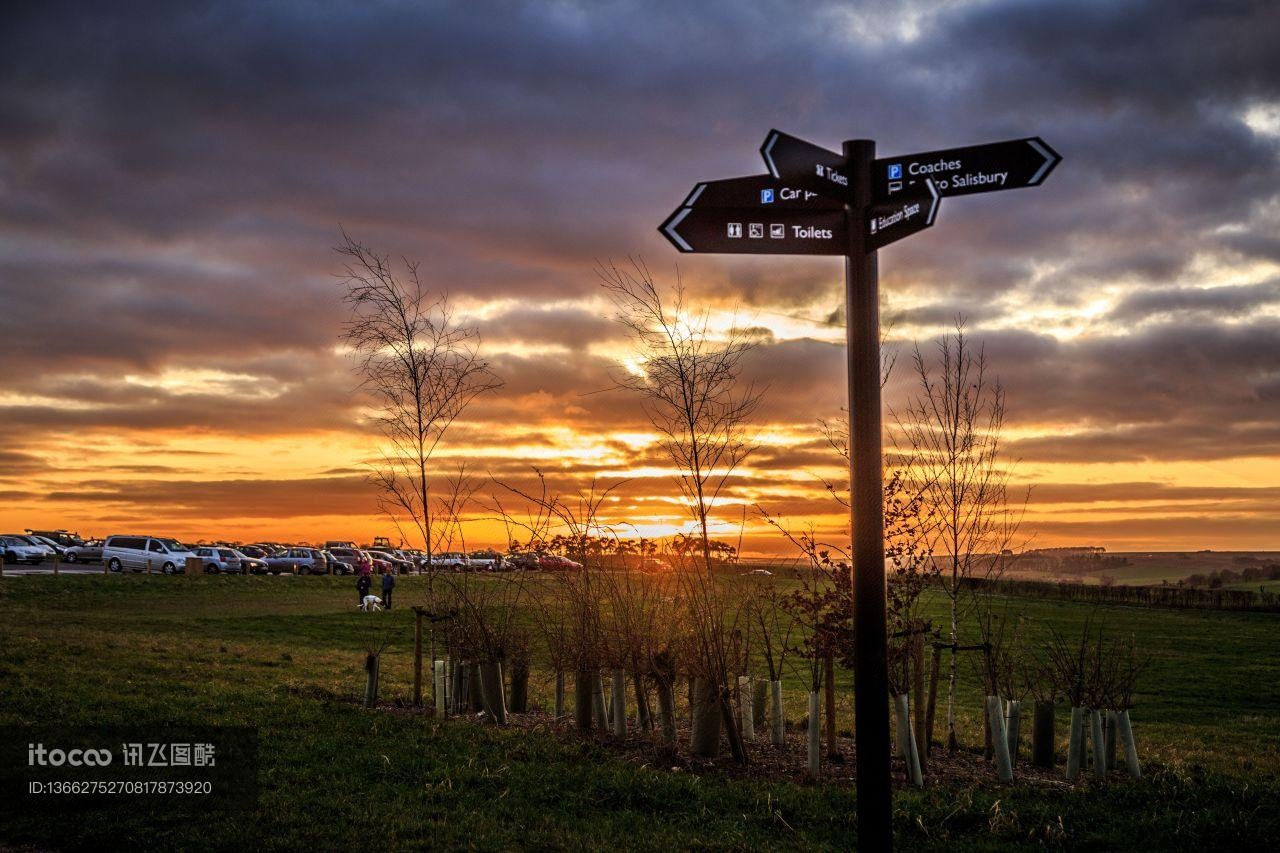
[62,540,105,563]
[2,534,55,560]
[327,547,364,571]
[744,568,773,577]
[431,552,470,571]
[27,529,86,549]
[537,554,582,571]
[264,547,330,575]
[191,546,243,574]
[505,552,540,571]
[641,558,672,573]
[368,550,412,574]
[28,534,70,556]
[237,545,270,560]
[102,535,198,574]
[1,535,48,565]
[467,550,504,571]
[362,550,393,575]
[322,550,353,575]
[401,549,430,570]
[234,549,270,574]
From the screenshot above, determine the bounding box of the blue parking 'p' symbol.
[761,189,774,204]
[888,164,902,180]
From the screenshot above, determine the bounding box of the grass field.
[1,573,1278,850]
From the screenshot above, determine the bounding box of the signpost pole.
[844,138,892,850]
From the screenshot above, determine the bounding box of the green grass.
[1,573,1278,850]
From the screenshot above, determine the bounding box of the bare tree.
[598,260,764,764]
[894,320,1024,750]
[598,260,762,576]
[336,231,501,710]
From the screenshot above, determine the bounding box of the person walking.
[381,569,395,610]
[356,571,371,606]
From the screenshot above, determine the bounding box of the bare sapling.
[748,582,794,748]
[1047,615,1098,781]
[336,232,500,715]
[436,542,533,725]
[888,638,923,787]
[489,473,611,732]
[356,611,396,710]
[1101,630,1147,780]
[894,320,1025,752]
[758,527,840,776]
[971,603,1020,782]
[600,260,762,765]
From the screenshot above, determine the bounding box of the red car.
[537,554,582,571]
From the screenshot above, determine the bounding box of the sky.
[2,0,1279,554]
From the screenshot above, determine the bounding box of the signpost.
[659,128,1059,851]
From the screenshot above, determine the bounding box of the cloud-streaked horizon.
[2,0,1279,552]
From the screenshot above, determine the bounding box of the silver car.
[1,536,47,565]
[193,547,243,574]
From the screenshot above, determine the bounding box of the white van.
[102,535,199,574]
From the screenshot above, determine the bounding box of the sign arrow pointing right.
[865,178,940,251]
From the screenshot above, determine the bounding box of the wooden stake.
[574,670,593,731]
[925,643,942,756]
[413,611,423,708]
[591,670,608,730]
[912,632,927,773]
[823,655,837,756]
[739,676,755,742]
[611,668,627,737]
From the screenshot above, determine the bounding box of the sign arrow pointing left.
[760,130,853,204]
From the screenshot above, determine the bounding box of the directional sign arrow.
[872,137,1061,202]
[865,178,940,251]
[679,174,845,211]
[659,205,848,255]
[760,130,853,203]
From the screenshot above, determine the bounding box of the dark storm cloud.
[882,317,1280,463]
[473,304,621,351]
[1109,280,1280,321]
[44,475,379,519]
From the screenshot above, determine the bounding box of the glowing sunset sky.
[2,1,1279,554]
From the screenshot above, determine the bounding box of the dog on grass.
[359,595,383,612]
